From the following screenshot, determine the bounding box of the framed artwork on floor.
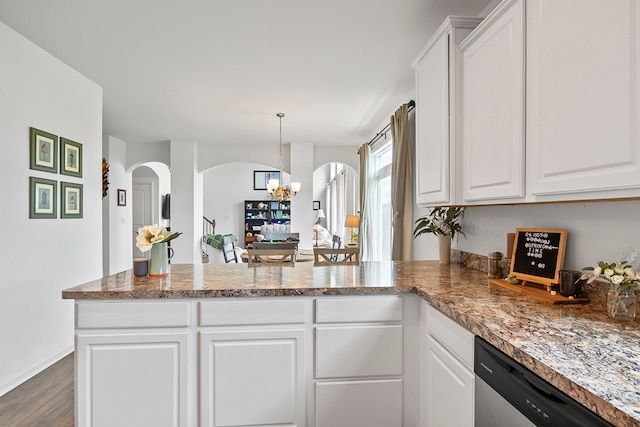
[30,127,58,173]
[118,189,126,206]
[60,137,83,178]
[29,176,57,218]
[61,182,83,218]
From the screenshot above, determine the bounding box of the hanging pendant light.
[267,113,301,201]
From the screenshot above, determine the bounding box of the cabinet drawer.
[315,379,403,427]
[76,301,190,329]
[426,305,474,369]
[315,296,403,323]
[199,299,305,326]
[315,325,403,378]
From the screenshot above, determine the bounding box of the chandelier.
[267,113,301,201]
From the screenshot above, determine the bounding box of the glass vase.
[606,288,636,321]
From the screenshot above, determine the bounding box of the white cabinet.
[424,305,474,427]
[200,328,306,427]
[75,301,191,427]
[199,299,307,427]
[413,17,482,206]
[74,296,422,427]
[460,0,526,203]
[314,296,404,427]
[527,0,640,200]
[76,332,189,427]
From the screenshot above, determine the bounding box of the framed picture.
[29,177,57,218]
[30,127,58,173]
[61,182,83,218]
[253,170,280,190]
[313,201,321,210]
[117,189,126,206]
[60,137,83,178]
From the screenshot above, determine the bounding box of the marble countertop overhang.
[62,261,640,427]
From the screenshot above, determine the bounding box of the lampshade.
[291,182,301,193]
[344,215,360,228]
[316,209,326,219]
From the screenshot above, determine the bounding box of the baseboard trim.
[0,346,74,398]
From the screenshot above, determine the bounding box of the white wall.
[103,135,132,275]
[454,201,640,272]
[0,21,102,396]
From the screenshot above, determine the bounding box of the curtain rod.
[367,100,415,147]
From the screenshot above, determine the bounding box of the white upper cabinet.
[413,17,482,206]
[527,0,640,200]
[460,0,526,203]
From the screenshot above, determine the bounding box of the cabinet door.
[425,335,474,427]
[527,0,640,199]
[315,379,403,427]
[415,31,451,205]
[200,328,305,427]
[461,0,525,202]
[76,332,189,427]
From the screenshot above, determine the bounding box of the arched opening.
[312,162,359,246]
[130,162,171,258]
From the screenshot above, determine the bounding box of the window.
[369,140,392,261]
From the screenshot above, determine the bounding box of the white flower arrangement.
[580,260,640,292]
[136,224,181,252]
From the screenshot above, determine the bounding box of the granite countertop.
[62,261,640,427]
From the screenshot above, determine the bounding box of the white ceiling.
[0,0,492,146]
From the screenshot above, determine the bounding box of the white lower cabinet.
[200,328,306,427]
[314,296,405,427]
[76,331,189,427]
[75,296,435,427]
[315,379,403,427]
[425,335,474,427]
[424,304,475,427]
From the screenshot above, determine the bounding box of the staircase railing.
[203,216,216,238]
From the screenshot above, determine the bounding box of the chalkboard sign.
[510,228,568,288]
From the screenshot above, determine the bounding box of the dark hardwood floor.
[0,353,74,427]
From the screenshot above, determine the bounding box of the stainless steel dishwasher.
[474,336,614,427]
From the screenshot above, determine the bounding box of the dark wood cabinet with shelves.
[244,200,291,247]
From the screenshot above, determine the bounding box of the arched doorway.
[313,162,359,246]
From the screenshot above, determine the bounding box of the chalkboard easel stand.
[489,279,589,304]
[520,280,553,292]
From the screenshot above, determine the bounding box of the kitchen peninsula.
[62,261,640,427]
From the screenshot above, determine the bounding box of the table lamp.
[344,215,360,246]
[314,209,325,246]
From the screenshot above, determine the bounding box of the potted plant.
[413,206,465,264]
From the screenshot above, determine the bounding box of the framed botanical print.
[30,127,58,173]
[60,182,83,218]
[29,177,57,218]
[60,137,83,177]
[118,189,126,206]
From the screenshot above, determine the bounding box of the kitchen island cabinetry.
[198,299,307,427]
[74,301,191,427]
[314,296,405,427]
